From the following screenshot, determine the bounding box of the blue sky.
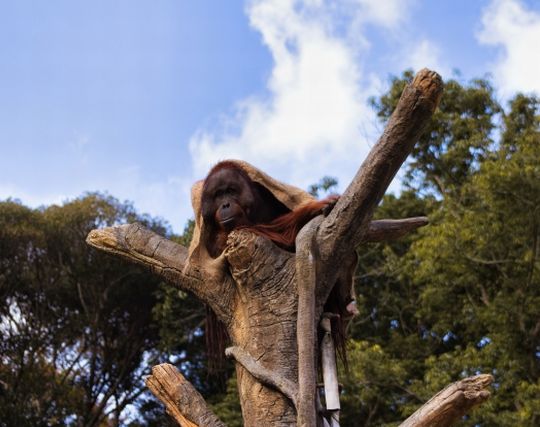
[1,0,539,232]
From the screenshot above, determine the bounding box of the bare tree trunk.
[86,69,491,426]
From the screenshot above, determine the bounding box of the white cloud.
[350,0,409,28]
[477,0,540,97]
[189,0,412,193]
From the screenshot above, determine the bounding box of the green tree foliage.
[342,76,539,426]
[209,375,243,427]
[308,176,339,198]
[0,194,175,426]
[1,73,538,427]
[371,70,501,196]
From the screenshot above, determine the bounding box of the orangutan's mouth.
[220,217,236,227]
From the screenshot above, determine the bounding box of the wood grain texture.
[145,364,226,427]
[295,217,323,426]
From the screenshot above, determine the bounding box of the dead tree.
[86,69,492,426]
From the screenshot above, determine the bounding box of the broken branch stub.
[145,364,226,427]
[399,374,493,427]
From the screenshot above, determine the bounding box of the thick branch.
[319,69,441,253]
[316,69,442,308]
[87,223,208,298]
[225,346,298,408]
[87,223,234,322]
[364,217,428,242]
[399,374,493,427]
[145,363,226,427]
[87,223,194,281]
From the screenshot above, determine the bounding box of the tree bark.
[223,230,299,425]
[226,346,298,407]
[296,217,323,426]
[145,364,226,427]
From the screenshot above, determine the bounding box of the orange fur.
[241,199,332,250]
